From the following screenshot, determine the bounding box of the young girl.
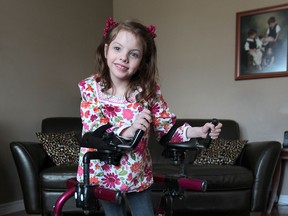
[77,18,222,216]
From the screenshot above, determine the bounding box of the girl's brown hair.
[95,20,158,102]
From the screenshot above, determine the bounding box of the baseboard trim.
[278,195,288,205]
[0,200,25,215]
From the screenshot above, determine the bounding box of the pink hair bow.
[103,17,157,39]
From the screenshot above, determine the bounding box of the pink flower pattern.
[123,109,134,120]
[102,173,121,188]
[77,75,191,192]
[103,104,121,117]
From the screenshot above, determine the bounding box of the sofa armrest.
[237,141,281,211]
[10,141,54,214]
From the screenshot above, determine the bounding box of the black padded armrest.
[10,142,54,214]
[237,141,281,211]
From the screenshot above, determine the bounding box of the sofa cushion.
[36,132,80,166]
[152,163,253,191]
[40,165,77,190]
[42,117,82,134]
[193,139,248,165]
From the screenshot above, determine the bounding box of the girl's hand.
[121,108,152,138]
[201,122,223,139]
[131,108,152,132]
[187,122,223,139]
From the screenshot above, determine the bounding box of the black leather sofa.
[10,117,281,215]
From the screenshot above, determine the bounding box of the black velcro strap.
[81,124,113,148]
[159,120,182,146]
[92,124,112,137]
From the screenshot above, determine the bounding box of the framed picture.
[235,4,288,80]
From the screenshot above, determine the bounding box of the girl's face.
[105,30,143,84]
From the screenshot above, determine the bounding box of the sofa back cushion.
[41,118,241,165]
[42,117,82,134]
[42,118,239,139]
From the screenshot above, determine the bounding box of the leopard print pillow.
[193,139,248,165]
[36,131,80,166]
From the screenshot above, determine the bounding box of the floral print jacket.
[77,74,192,193]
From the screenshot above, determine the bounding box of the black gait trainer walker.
[53,119,219,216]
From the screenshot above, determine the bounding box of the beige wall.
[113,0,288,196]
[0,0,112,204]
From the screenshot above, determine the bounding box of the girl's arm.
[78,77,110,135]
[149,85,221,143]
[186,123,222,140]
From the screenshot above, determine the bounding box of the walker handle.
[203,118,219,148]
